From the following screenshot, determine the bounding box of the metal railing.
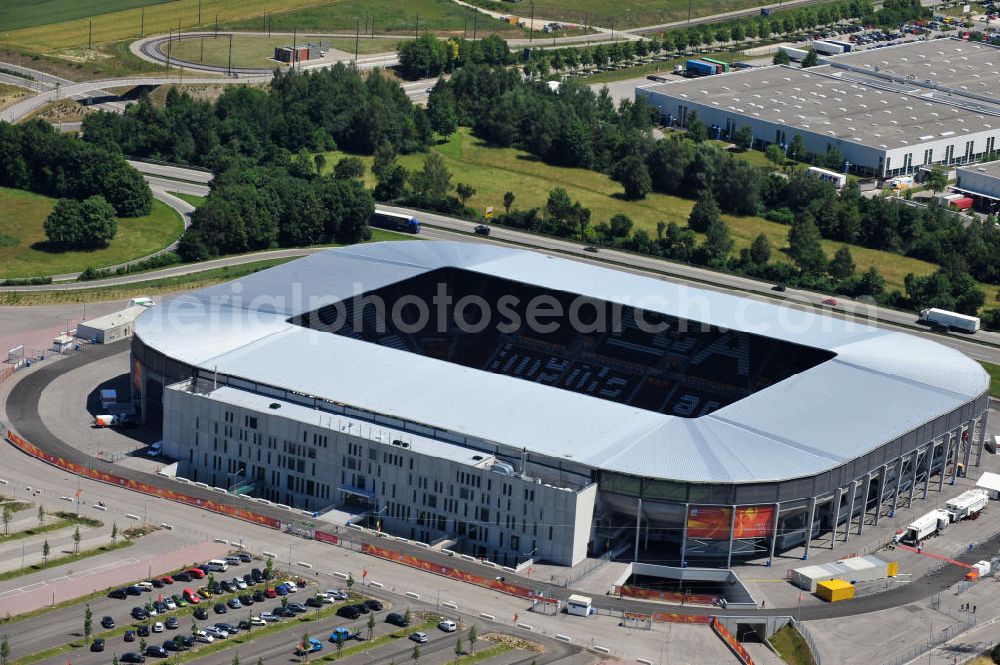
[883,617,977,665]
[551,550,613,588]
[793,620,823,665]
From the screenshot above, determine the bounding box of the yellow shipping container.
[887,562,898,577]
[815,579,855,602]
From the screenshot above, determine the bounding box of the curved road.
[5,326,1000,623]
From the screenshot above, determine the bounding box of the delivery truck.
[949,196,974,210]
[945,489,989,521]
[901,509,951,544]
[919,307,981,333]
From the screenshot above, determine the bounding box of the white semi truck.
[901,509,951,544]
[945,489,989,522]
[919,308,981,333]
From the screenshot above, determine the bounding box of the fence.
[794,620,823,665]
[883,616,977,665]
[551,549,613,588]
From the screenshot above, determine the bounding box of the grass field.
[165,33,403,69]
[466,0,764,29]
[579,50,744,84]
[980,361,1000,398]
[0,0,174,32]
[0,82,29,110]
[0,188,183,279]
[0,41,165,82]
[170,192,207,207]
[322,129,949,296]
[222,0,520,36]
[770,625,817,665]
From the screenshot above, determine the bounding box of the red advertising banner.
[711,617,756,665]
[616,585,718,606]
[315,530,339,545]
[651,612,712,625]
[733,506,775,539]
[686,506,732,540]
[5,430,281,530]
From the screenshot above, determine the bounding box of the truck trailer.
[700,57,730,72]
[779,46,809,61]
[945,489,989,521]
[919,307,981,333]
[686,59,718,77]
[810,40,845,55]
[949,196,974,210]
[901,509,951,544]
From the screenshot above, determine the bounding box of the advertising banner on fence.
[617,585,718,606]
[315,530,339,545]
[733,505,775,539]
[711,617,756,665]
[5,430,281,529]
[687,506,732,540]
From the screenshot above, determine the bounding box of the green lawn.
[170,192,207,207]
[980,361,1000,398]
[164,33,402,69]
[0,188,184,280]
[770,625,817,665]
[0,0,174,32]
[464,0,766,29]
[579,50,744,85]
[322,129,947,295]
[222,0,520,36]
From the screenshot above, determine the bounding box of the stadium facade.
[636,40,1000,179]
[132,242,989,568]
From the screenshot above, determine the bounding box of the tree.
[412,644,420,665]
[427,89,458,138]
[802,48,819,68]
[409,153,452,202]
[787,135,806,162]
[0,634,8,665]
[456,183,476,206]
[313,153,327,176]
[264,556,274,580]
[788,217,827,274]
[773,49,791,65]
[829,245,856,280]
[455,638,463,662]
[41,539,50,565]
[44,196,118,249]
[301,632,310,663]
[688,190,721,233]
[926,166,948,195]
[499,191,515,215]
[37,505,45,525]
[765,144,785,169]
[207,574,215,593]
[73,525,81,554]
[609,214,633,238]
[334,157,365,181]
[139,637,147,655]
[232,655,240,665]
[686,112,707,143]
[367,611,376,641]
[613,153,652,200]
[750,233,771,265]
[281,596,289,609]
[468,625,478,654]
[398,34,449,79]
[110,522,118,547]
[346,573,355,592]
[855,265,886,298]
[113,655,119,665]
[403,608,412,626]
[703,217,734,263]
[732,125,754,151]
[84,604,93,645]
[1,505,10,535]
[336,638,344,660]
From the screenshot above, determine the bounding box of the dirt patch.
[0,83,30,110]
[482,633,545,652]
[28,99,96,123]
[148,82,268,105]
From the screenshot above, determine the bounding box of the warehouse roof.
[135,242,989,484]
[823,39,1000,103]
[958,159,1000,179]
[78,305,147,332]
[637,62,998,150]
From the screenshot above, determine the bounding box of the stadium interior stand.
[292,269,834,417]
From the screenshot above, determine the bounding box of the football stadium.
[132,242,990,568]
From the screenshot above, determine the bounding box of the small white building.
[976,471,1000,500]
[76,306,148,344]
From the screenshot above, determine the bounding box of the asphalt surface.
[5,341,1000,624]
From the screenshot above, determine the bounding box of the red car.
[187,568,206,580]
[160,576,174,585]
[264,587,277,599]
[183,588,201,604]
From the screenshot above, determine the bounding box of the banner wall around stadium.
[5,429,281,530]
[686,505,776,540]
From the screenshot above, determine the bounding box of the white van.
[206,559,229,572]
[128,296,155,308]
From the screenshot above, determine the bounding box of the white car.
[250,616,267,626]
[152,622,164,633]
[205,627,227,640]
[316,593,333,604]
[164,598,176,610]
[284,581,298,593]
[410,632,428,644]
[260,612,279,623]
[235,578,248,590]
[438,621,457,633]
[195,631,214,644]
[136,582,153,592]
[325,589,347,600]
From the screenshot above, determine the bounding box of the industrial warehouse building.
[956,159,1000,214]
[636,39,1000,178]
[76,305,147,344]
[131,242,989,569]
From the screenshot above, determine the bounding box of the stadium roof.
[637,61,999,150]
[136,241,989,484]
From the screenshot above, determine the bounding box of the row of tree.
[83,65,432,171]
[397,34,512,79]
[0,120,151,219]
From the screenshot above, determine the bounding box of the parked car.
[109,588,128,599]
[90,638,106,652]
[438,620,457,632]
[164,598,176,611]
[152,622,164,633]
[182,588,200,604]
[173,572,191,582]
[238,620,251,631]
[275,585,288,596]
[145,645,168,658]
[250,616,267,626]
[124,630,136,642]
[160,576,174,585]
[386,613,409,627]
[243,574,254,586]
[214,602,228,614]
[205,627,227,640]
[264,587,277,598]
[239,594,254,606]
[338,606,361,620]
[225,556,241,566]
[193,607,208,620]
[151,579,164,589]
[251,568,264,582]
[215,622,238,635]
[165,617,178,630]
[235,578,248,590]
[287,602,307,614]
[227,598,242,609]
[131,607,147,621]
[356,603,371,614]
[260,612,279,623]
[137,625,150,638]
[238,552,252,563]
[410,632,428,644]
[121,653,146,663]
[296,638,324,655]
[186,568,206,579]
[253,590,266,602]
[364,599,383,611]
[194,631,214,644]
[126,586,143,596]
[474,224,490,236]
[306,596,324,608]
